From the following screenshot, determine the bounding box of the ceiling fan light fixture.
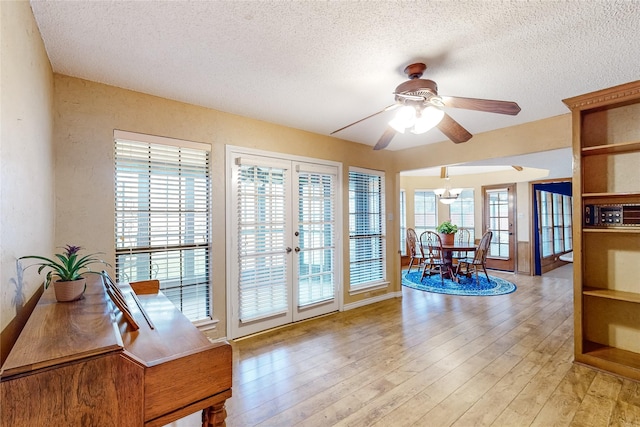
[389,105,416,133]
[411,106,445,134]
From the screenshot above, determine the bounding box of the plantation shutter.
[114,131,211,322]
[348,168,386,289]
[236,160,289,322]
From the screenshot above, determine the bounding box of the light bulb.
[411,106,445,134]
[389,106,416,133]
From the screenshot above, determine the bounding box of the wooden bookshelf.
[563,80,640,382]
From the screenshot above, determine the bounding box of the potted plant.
[19,245,110,302]
[436,220,458,245]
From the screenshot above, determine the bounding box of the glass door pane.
[294,163,338,321]
[230,155,293,338]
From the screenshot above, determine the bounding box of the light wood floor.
[174,269,640,426]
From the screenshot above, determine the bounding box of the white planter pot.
[53,278,86,302]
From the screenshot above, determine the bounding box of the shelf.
[583,288,640,304]
[582,191,640,198]
[578,342,640,382]
[583,227,640,233]
[582,140,640,156]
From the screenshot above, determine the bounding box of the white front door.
[228,151,340,339]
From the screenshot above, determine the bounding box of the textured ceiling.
[30,1,640,151]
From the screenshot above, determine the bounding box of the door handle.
[294,247,300,253]
[286,247,292,253]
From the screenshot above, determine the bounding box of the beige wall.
[393,115,571,172]
[1,1,55,334]
[53,74,401,338]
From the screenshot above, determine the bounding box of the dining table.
[425,242,478,282]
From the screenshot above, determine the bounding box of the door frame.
[482,183,517,272]
[530,178,573,275]
[225,145,343,339]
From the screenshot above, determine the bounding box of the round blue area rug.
[402,270,516,296]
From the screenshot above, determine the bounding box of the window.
[399,190,407,255]
[114,131,211,322]
[487,188,510,258]
[538,190,572,258]
[348,168,385,290]
[449,189,475,241]
[414,190,437,236]
[539,191,552,257]
[562,195,572,251]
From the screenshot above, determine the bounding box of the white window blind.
[348,168,385,289]
[297,170,335,307]
[237,164,289,323]
[114,136,211,322]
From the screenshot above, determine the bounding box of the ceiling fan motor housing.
[394,79,440,105]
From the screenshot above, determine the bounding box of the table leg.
[442,249,458,282]
[202,402,227,427]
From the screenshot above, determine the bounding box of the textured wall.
[0,2,55,335]
[52,75,401,338]
[3,2,575,344]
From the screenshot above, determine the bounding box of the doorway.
[531,180,572,275]
[227,149,341,339]
[482,184,516,271]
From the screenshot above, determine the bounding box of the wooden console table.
[0,276,232,426]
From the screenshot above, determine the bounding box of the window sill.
[194,317,219,332]
[349,281,389,296]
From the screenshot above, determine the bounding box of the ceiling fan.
[331,63,521,150]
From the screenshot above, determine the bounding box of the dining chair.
[406,228,426,273]
[456,230,493,283]
[451,227,472,267]
[420,231,448,284]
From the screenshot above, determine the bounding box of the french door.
[228,151,340,339]
[483,184,516,271]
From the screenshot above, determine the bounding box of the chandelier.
[434,167,462,205]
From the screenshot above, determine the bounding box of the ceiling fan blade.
[373,127,397,150]
[511,165,523,171]
[440,167,447,179]
[330,104,399,135]
[441,96,521,115]
[437,113,473,144]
